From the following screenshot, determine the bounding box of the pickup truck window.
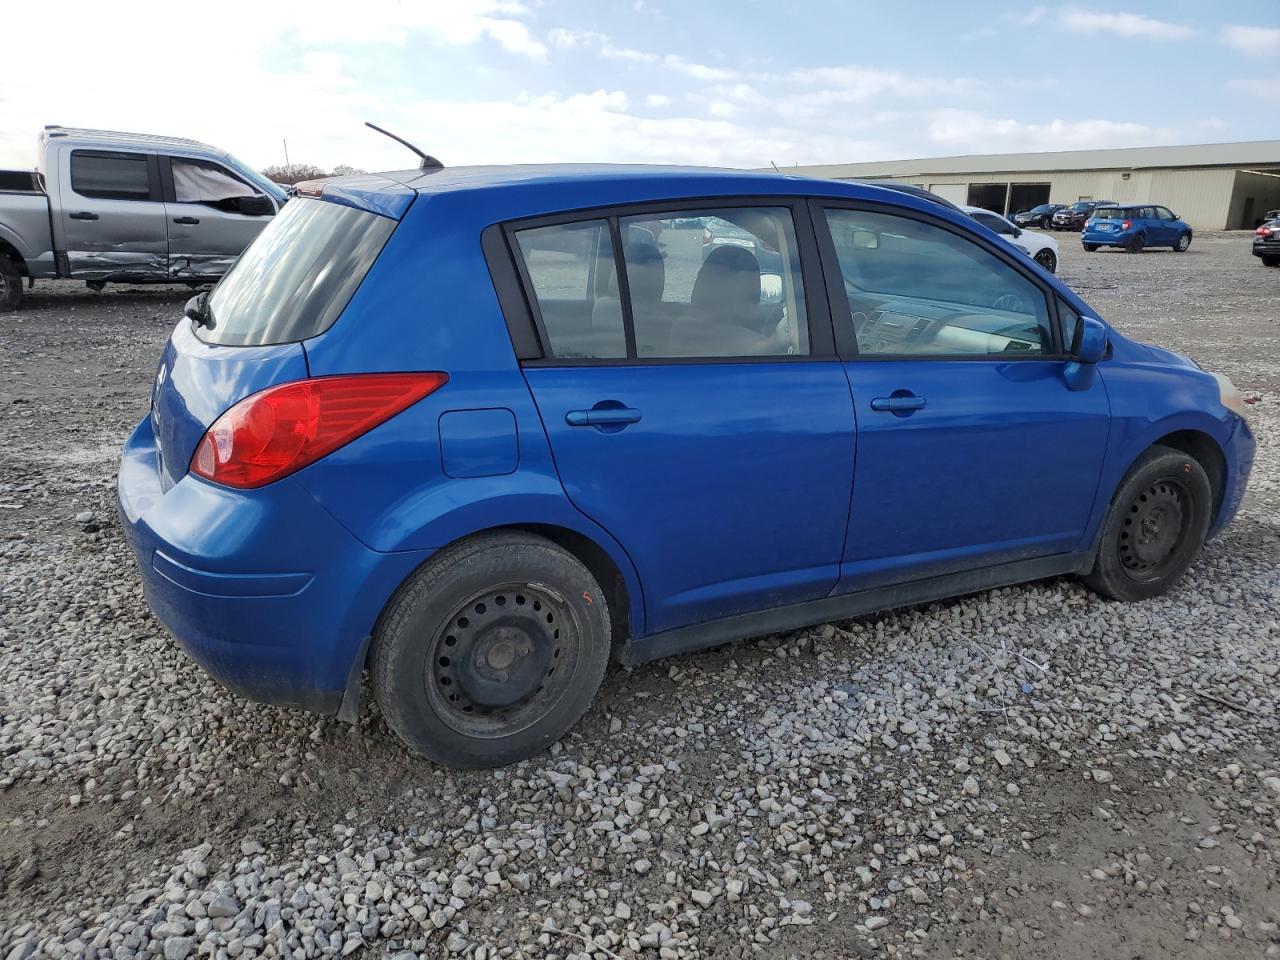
[70,150,150,201]
[172,158,260,208]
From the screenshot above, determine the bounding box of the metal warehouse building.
[782,140,1280,230]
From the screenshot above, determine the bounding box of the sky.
[1,1,1277,175]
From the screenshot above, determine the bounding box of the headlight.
[1210,372,1250,420]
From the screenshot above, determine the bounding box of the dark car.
[1052,201,1114,231]
[1254,219,1280,267]
[1014,204,1064,229]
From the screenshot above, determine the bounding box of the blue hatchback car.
[118,164,1254,767]
[1082,204,1194,253]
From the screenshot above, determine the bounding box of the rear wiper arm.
[184,292,212,328]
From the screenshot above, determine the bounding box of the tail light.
[190,373,448,488]
[1258,226,1273,237]
[1121,220,1132,230]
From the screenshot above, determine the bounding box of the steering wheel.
[991,293,1028,313]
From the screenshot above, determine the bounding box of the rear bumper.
[117,416,431,715]
[1253,241,1280,258]
[1081,230,1132,246]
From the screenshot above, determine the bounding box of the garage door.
[928,183,968,205]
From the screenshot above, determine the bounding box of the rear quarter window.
[201,198,395,346]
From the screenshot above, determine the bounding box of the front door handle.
[870,395,927,413]
[172,216,200,225]
[566,407,642,427]
[68,211,99,221]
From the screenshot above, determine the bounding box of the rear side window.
[514,206,809,360]
[201,198,395,346]
[70,151,151,200]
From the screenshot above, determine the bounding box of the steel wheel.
[424,581,582,739]
[1118,478,1192,583]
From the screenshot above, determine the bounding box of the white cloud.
[645,94,672,108]
[1058,9,1193,41]
[1220,24,1280,56]
[927,109,1176,153]
[480,18,547,60]
[663,55,740,82]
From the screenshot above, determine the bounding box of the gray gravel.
[2,233,1278,959]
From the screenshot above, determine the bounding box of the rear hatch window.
[200,197,396,346]
[1091,207,1128,220]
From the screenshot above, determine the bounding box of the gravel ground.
[1,232,1278,959]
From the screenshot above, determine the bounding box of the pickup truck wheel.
[1082,445,1211,603]
[372,531,611,768]
[0,258,21,312]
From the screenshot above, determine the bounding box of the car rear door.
[58,148,169,277]
[504,201,856,635]
[161,156,277,278]
[813,201,1110,591]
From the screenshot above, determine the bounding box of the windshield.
[200,198,395,346]
[1092,207,1129,220]
[1069,202,1093,212]
[1030,204,1055,214]
[222,152,288,202]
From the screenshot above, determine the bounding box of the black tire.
[1173,232,1191,252]
[1034,248,1057,273]
[1083,243,1099,252]
[1127,233,1145,254]
[0,258,22,312]
[1082,446,1212,602]
[1262,256,1280,267]
[372,531,611,768]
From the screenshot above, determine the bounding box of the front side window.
[70,150,150,201]
[824,208,1052,357]
[1156,206,1177,220]
[171,158,262,212]
[514,206,808,360]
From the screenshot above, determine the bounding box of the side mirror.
[1011,226,1023,237]
[1064,315,1107,391]
[851,228,880,250]
[237,195,274,216]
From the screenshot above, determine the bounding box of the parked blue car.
[1082,204,1194,253]
[118,164,1254,767]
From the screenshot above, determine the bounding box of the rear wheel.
[1083,243,1099,252]
[1262,256,1280,267]
[1034,249,1057,272]
[1173,232,1191,252]
[372,531,611,768]
[1127,233,1145,254]
[0,258,22,312]
[1082,446,1212,602]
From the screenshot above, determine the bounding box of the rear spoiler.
[294,174,415,220]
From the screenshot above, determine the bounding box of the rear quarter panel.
[0,190,56,275]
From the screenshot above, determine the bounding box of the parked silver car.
[0,126,287,310]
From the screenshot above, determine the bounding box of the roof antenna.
[364,121,443,172]
[770,160,781,173]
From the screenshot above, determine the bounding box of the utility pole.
[283,139,291,167]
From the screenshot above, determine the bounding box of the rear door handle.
[566,407,642,426]
[172,216,200,225]
[68,211,99,221]
[870,395,927,412]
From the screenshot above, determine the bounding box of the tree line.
[261,163,366,185]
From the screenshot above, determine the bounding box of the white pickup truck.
[0,126,287,311]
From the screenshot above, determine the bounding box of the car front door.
[1154,206,1180,245]
[814,202,1110,592]
[162,156,277,278]
[508,202,856,635]
[59,149,169,278]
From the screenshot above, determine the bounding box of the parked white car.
[962,205,1059,273]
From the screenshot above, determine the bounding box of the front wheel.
[1082,446,1212,602]
[1173,232,1191,252]
[0,258,22,312]
[373,532,612,768]
[1034,249,1058,272]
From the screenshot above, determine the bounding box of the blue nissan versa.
[1082,204,1194,253]
[118,163,1255,768]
